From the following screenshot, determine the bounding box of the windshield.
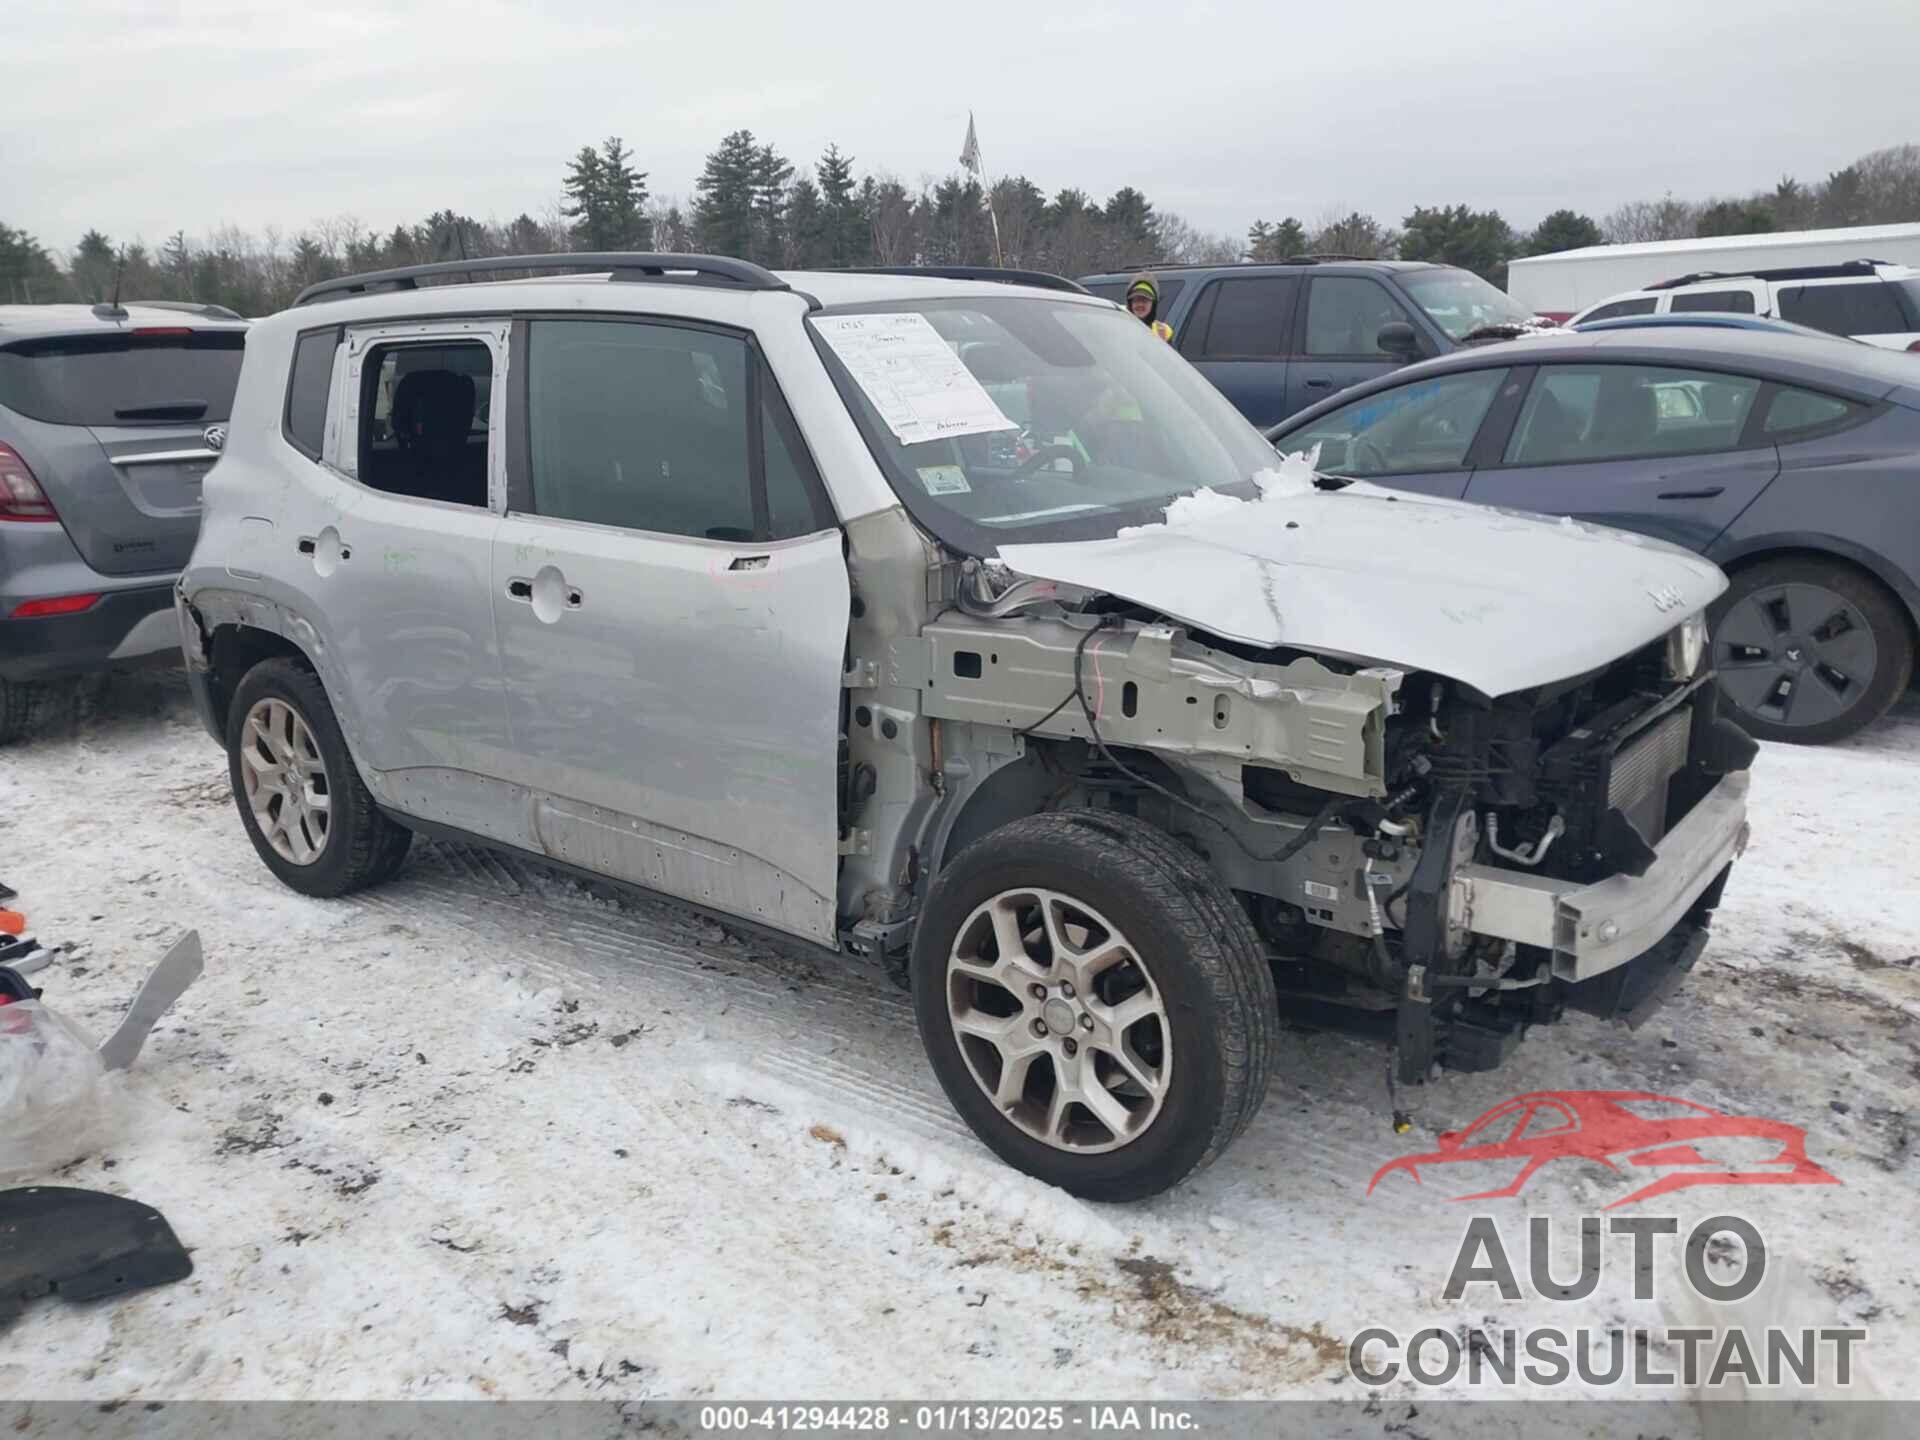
[1399,268,1535,340]
[808,296,1279,553]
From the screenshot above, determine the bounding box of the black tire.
[1709,557,1913,745]
[0,676,46,746]
[225,657,412,897]
[911,809,1278,1202]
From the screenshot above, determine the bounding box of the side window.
[1763,386,1862,438]
[1777,282,1908,336]
[1194,276,1300,359]
[760,365,835,539]
[1670,289,1757,314]
[1581,297,1658,322]
[358,340,492,507]
[1503,364,1761,465]
[525,319,754,541]
[1304,277,1416,358]
[284,328,339,460]
[1285,369,1506,477]
[1518,1103,1575,1141]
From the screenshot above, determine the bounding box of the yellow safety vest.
[1149,320,1173,342]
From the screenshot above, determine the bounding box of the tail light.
[0,443,58,522]
[1907,340,1920,353]
[11,593,101,619]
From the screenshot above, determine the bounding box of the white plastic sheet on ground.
[0,1000,116,1181]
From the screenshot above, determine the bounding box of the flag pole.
[962,111,1006,268]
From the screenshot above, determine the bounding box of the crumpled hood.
[996,465,1726,698]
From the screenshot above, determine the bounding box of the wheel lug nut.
[1031,1018,1048,1038]
[1029,984,1046,1000]
[1062,1038,1078,1057]
[1060,981,1075,998]
[1079,1014,1093,1031]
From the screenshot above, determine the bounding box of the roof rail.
[1646,259,1889,290]
[1095,255,1381,276]
[1278,253,1371,264]
[824,265,1090,295]
[292,252,791,307]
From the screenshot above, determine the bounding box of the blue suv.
[1080,259,1540,428]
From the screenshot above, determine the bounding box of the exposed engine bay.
[864,561,1758,1086]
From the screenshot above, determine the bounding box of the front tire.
[1709,557,1912,744]
[911,810,1278,1201]
[225,658,412,896]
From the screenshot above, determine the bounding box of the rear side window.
[0,331,245,427]
[1762,386,1862,437]
[1581,297,1658,322]
[1192,276,1299,359]
[1670,289,1756,314]
[1284,368,1507,477]
[1504,364,1761,465]
[526,319,755,541]
[284,329,339,459]
[1777,282,1908,336]
[357,340,492,508]
[1303,277,1415,357]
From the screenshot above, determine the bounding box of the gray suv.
[178,254,1754,1200]
[1,301,247,740]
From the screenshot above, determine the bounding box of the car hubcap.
[1714,583,1877,730]
[240,698,331,865]
[945,888,1172,1154]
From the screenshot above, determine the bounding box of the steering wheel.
[1349,435,1390,476]
[1016,444,1085,480]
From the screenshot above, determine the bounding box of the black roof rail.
[823,265,1090,295]
[1646,259,1890,290]
[292,252,791,307]
[1278,252,1371,264]
[1092,254,1383,278]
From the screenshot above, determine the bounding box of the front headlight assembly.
[1666,611,1710,680]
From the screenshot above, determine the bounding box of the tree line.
[3,136,1916,312]
[1247,143,1920,285]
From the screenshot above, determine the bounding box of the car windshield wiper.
[114,401,208,420]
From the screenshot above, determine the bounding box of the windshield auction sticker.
[813,312,1015,446]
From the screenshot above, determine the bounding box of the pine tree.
[694,130,761,260]
[817,144,868,265]
[751,142,793,266]
[71,230,118,302]
[785,175,826,267]
[1246,217,1306,261]
[596,137,652,249]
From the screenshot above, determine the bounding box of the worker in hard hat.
[1125,275,1174,342]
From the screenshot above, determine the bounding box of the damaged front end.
[917,558,1755,1087]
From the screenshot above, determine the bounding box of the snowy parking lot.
[2,665,1917,1423]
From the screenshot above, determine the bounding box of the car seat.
[391,369,484,504]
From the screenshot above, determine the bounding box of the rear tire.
[1709,557,1912,745]
[911,810,1278,1201]
[226,658,412,896]
[0,677,45,746]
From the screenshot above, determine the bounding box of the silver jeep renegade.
[177,254,1755,1199]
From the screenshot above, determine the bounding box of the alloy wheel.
[239,697,332,865]
[1715,581,1878,732]
[945,887,1172,1153]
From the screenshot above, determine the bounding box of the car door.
[317,317,516,838]
[492,314,848,945]
[1271,364,1515,499]
[1287,276,1423,418]
[1464,362,1780,551]
[1176,275,1299,427]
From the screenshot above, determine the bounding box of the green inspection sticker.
[917,465,971,496]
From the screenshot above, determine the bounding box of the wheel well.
[206,625,313,737]
[1720,547,1918,645]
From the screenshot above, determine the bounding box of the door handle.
[729,554,771,572]
[1657,486,1725,500]
[1304,377,1336,390]
[297,537,316,555]
[506,578,533,600]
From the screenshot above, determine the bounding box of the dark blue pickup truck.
[1080,258,1539,428]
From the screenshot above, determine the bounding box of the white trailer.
[1506,222,1920,319]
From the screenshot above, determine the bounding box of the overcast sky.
[11,0,1918,255]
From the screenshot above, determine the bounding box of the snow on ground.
[1,667,1917,1428]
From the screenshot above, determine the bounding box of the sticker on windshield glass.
[813,312,1016,446]
[917,464,972,496]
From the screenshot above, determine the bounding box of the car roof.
[1573,313,1847,341]
[0,302,250,340]
[1080,260,1437,284]
[1271,324,1920,435]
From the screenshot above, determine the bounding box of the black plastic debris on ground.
[0,1186,192,1331]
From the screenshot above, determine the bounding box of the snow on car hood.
[996,452,1727,698]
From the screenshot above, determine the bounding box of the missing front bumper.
[1451,770,1750,983]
